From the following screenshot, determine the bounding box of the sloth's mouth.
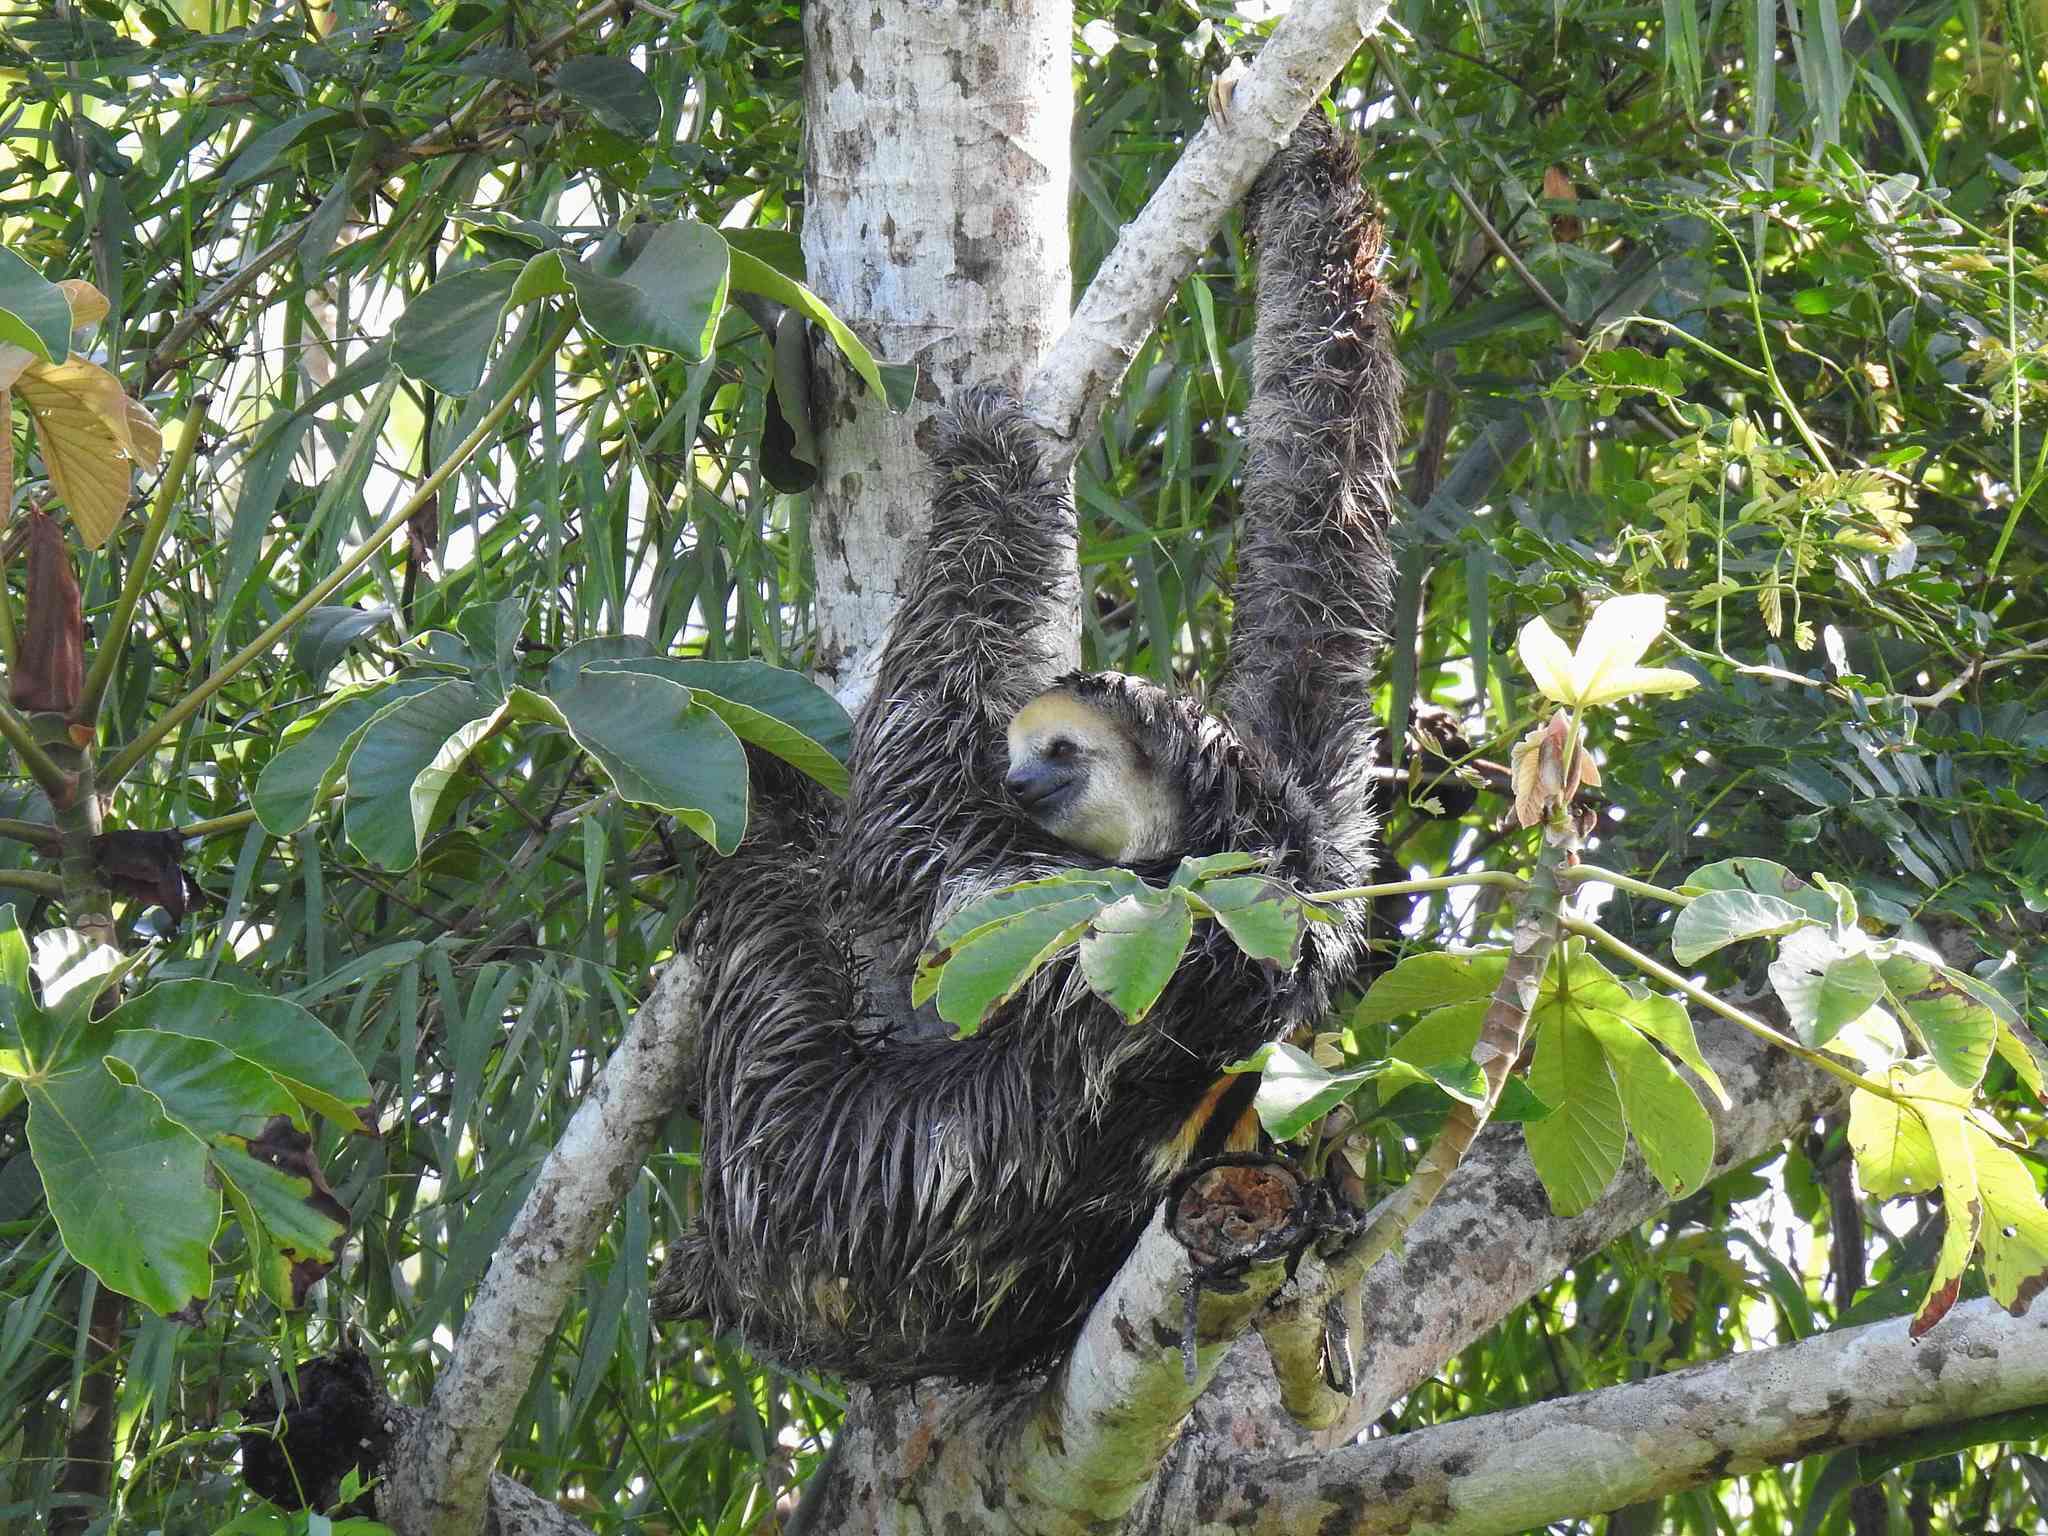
[1005,766,1077,815]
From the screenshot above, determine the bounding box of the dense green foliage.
[0,0,2043,1531]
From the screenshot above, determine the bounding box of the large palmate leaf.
[26,1061,217,1317]
[509,671,749,853]
[343,681,509,870]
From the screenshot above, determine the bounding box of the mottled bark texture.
[1190,1298,2048,1536]
[802,0,1075,703]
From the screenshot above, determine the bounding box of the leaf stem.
[1559,913,1893,1099]
[0,817,60,851]
[102,315,573,790]
[1557,864,1691,908]
[0,869,62,897]
[77,401,205,727]
[1305,871,1527,904]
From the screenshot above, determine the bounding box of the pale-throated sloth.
[654,112,1400,1384]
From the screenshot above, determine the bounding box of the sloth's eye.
[1047,738,1076,761]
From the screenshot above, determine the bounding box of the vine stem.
[1559,913,1894,1100]
[102,316,573,790]
[1261,809,1579,1428]
[77,401,205,726]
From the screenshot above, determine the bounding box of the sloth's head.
[1004,684,1183,863]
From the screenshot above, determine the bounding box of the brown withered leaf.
[12,511,83,713]
[1544,165,1582,243]
[93,829,198,921]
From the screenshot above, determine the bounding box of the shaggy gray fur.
[655,114,1402,1383]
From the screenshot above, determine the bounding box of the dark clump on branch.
[239,1347,391,1516]
[656,112,1404,1385]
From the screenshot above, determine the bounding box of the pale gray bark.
[1190,1297,2048,1535]
[802,0,1076,703]
[1022,0,1394,466]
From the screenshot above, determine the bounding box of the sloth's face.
[1004,689,1179,863]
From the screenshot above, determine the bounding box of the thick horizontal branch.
[1206,1298,2048,1535]
[1337,1011,1848,1424]
[1022,0,1392,468]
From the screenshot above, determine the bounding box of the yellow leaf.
[1968,1127,2048,1318]
[0,341,35,391]
[14,356,163,549]
[57,279,109,333]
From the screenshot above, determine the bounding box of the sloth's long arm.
[1224,115,1401,853]
[834,391,1077,951]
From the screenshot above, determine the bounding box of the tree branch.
[1207,1298,2048,1535]
[378,956,701,1536]
[1340,1011,1847,1427]
[1021,0,1394,466]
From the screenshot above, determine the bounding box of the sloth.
[653,112,1401,1384]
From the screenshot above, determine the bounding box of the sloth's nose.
[1006,765,1055,807]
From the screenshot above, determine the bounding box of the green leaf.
[554,54,662,139]
[1188,876,1309,967]
[26,1061,216,1316]
[1522,1011,1627,1218]
[0,903,30,1055]
[0,247,73,363]
[933,896,1101,1034]
[290,604,395,688]
[729,247,887,400]
[1557,951,1730,1107]
[1875,947,1998,1090]
[454,595,527,687]
[1355,949,1507,1026]
[1680,858,1838,923]
[344,681,508,870]
[1388,999,1487,1071]
[589,656,853,795]
[391,262,522,394]
[515,670,748,853]
[1769,927,1887,1049]
[571,222,730,360]
[253,679,440,836]
[104,1028,300,1138]
[1669,888,1815,965]
[1168,851,1265,885]
[1079,890,1194,1025]
[209,1138,347,1288]
[915,874,1131,1006]
[1576,1003,1716,1199]
[101,979,371,1127]
[1237,1041,1435,1140]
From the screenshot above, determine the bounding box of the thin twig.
[104,316,572,789]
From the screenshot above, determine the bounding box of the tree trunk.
[801,0,1077,701]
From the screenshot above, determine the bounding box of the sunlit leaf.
[16,355,162,548]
